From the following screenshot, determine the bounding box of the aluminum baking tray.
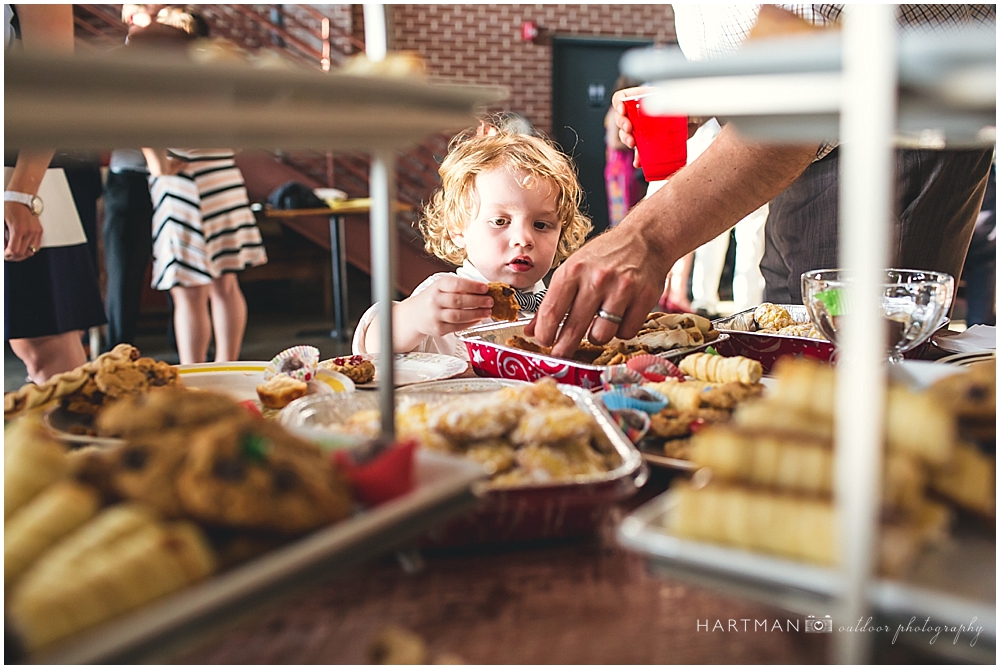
[617,489,996,657]
[458,320,727,390]
[24,449,485,664]
[281,378,648,546]
[712,304,835,373]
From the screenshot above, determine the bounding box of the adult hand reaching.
[526,124,819,359]
[524,217,670,359]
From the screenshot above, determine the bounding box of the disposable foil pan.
[281,378,648,546]
[458,319,727,390]
[712,305,834,373]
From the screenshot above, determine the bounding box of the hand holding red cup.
[620,94,688,181]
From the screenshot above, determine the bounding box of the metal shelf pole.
[370,152,397,438]
[834,5,897,664]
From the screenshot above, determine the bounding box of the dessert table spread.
[176,469,934,665]
[179,471,835,665]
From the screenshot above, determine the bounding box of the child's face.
[450,167,561,290]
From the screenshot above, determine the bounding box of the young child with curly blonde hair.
[353,127,592,357]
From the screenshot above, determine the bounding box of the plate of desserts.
[322,352,468,388]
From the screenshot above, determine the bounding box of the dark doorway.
[552,36,652,237]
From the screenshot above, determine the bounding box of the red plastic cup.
[621,95,688,181]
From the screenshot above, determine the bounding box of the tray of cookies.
[4,387,485,663]
[711,303,834,374]
[458,313,726,390]
[280,377,648,546]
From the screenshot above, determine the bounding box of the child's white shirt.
[351,260,546,359]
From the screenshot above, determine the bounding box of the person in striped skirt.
[143,148,267,364]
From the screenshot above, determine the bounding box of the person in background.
[686,118,767,316]
[961,162,996,326]
[353,128,592,357]
[528,4,994,359]
[604,75,647,229]
[100,5,163,352]
[142,7,268,364]
[4,4,107,383]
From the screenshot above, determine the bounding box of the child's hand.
[405,276,494,337]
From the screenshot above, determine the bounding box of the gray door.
[552,37,652,236]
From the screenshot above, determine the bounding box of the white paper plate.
[177,361,355,401]
[324,352,468,388]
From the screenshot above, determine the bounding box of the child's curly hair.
[419,128,592,267]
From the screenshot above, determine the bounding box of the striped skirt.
[149,149,267,290]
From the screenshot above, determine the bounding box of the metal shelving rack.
[619,6,995,664]
[5,22,506,440]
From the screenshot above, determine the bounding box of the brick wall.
[390,4,676,134]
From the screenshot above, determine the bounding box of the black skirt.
[5,242,107,340]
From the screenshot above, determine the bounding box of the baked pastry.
[679,353,763,385]
[4,420,69,520]
[487,282,519,322]
[103,432,193,518]
[4,481,102,588]
[96,386,246,439]
[928,361,996,443]
[753,303,795,331]
[497,377,574,408]
[504,335,550,355]
[256,374,309,410]
[509,406,594,446]
[929,441,995,518]
[321,355,376,384]
[175,417,352,534]
[665,481,837,565]
[3,344,141,420]
[429,395,525,441]
[8,504,215,651]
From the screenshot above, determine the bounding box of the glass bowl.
[801,268,954,363]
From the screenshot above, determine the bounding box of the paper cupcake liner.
[601,386,668,414]
[600,364,645,391]
[609,408,651,443]
[265,345,320,382]
[626,354,684,382]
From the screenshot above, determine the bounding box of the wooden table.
[176,470,835,665]
[261,200,412,342]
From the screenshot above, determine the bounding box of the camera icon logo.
[805,615,833,633]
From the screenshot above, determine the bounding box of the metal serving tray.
[27,450,485,664]
[281,378,648,546]
[712,304,835,373]
[617,481,996,662]
[458,320,727,390]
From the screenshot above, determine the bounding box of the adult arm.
[526,123,818,357]
[4,5,73,261]
[141,148,185,176]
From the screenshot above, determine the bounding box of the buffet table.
[177,469,938,665]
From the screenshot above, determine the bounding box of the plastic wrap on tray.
[712,305,834,374]
[458,320,725,390]
[281,379,647,546]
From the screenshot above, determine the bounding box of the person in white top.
[353,128,592,358]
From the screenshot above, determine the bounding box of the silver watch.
[4,191,44,216]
